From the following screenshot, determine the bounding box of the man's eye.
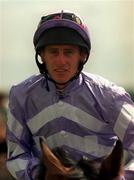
[64,51,73,55]
[49,50,58,54]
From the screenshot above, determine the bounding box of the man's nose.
[57,52,66,65]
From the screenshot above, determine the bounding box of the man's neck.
[55,83,67,91]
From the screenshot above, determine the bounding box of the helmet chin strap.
[35,53,84,91]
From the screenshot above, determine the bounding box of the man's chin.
[51,76,69,84]
[55,80,69,85]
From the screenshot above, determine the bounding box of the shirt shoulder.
[8,74,47,107]
[10,74,44,94]
[82,71,127,96]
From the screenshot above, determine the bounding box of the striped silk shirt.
[6,72,134,179]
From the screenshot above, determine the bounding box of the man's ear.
[39,51,45,62]
[80,51,88,63]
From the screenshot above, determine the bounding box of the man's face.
[41,45,86,85]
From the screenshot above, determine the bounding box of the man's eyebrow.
[64,48,73,51]
[64,47,77,51]
[47,47,58,51]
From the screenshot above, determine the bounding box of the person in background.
[6,10,134,180]
[0,91,8,152]
[0,91,7,123]
[0,91,14,180]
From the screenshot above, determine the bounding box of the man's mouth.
[55,69,68,72]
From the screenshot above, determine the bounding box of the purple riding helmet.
[33,10,91,87]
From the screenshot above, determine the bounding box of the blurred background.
[0,0,134,96]
[0,1,133,178]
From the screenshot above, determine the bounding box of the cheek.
[71,59,80,69]
[44,60,53,70]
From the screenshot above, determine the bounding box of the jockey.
[6,10,134,180]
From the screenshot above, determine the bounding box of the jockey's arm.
[113,90,134,179]
[6,86,40,180]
